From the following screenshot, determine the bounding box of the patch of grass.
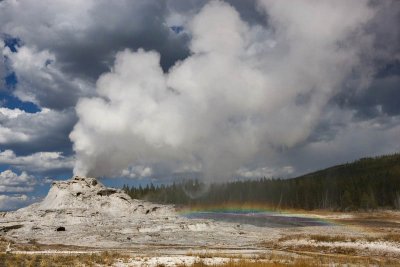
[186,251,245,259]
[0,237,96,252]
[277,234,358,243]
[309,235,355,243]
[381,233,400,243]
[262,233,400,266]
[0,251,128,267]
[275,234,304,243]
[277,232,400,245]
[185,255,399,267]
[186,258,325,267]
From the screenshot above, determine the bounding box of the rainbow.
[178,203,341,227]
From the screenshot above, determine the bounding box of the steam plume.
[70,0,375,180]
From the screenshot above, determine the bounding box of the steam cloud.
[71,0,376,180]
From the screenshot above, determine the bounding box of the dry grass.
[262,232,400,266]
[308,234,353,243]
[186,259,316,267]
[0,251,128,267]
[187,255,400,267]
[0,237,129,266]
[0,237,91,252]
[277,233,400,244]
[275,234,355,243]
[186,251,246,259]
[3,250,398,267]
[274,234,368,258]
[184,248,400,267]
[185,257,397,267]
[381,233,400,243]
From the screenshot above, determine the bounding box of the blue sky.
[0,0,399,210]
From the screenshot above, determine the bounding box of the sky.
[0,0,399,210]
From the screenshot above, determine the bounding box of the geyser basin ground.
[1,177,400,266]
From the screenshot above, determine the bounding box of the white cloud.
[0,150,73,172]
[120,166,153,179]
[71,1,377,181]
[0,107,75,150]
[0,0,95,109]
[0,49,5,89]
[0,194,29,210]
[0,169,36,192]
[1,45,92,109]
[237,166,294,179]
[0,0,189,110]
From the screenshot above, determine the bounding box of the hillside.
[123,153,400,210]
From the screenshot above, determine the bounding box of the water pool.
[183,211,330,227]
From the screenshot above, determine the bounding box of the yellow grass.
[0,251,128,267]
[186,260,314,267]
[183,256,400,267]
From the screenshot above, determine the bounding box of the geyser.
[70,0,375,181]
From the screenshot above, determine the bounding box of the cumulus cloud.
[0,51,4,89]
[0,150,73,173]
[120,166,154,179]
[0,194,29,210]
[237,166,294,179]
[1,44,92,110]
[71,0,380,181]
[0,107,75,154]
[0,169,36,193]
[0,0,187,114]
[0,0,189,82]
[166,0,266,29]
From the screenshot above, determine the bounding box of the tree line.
[122,153,400,211]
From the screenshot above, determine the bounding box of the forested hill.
[123,153,400,210]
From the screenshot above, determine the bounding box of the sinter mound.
[34,176,170,215]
